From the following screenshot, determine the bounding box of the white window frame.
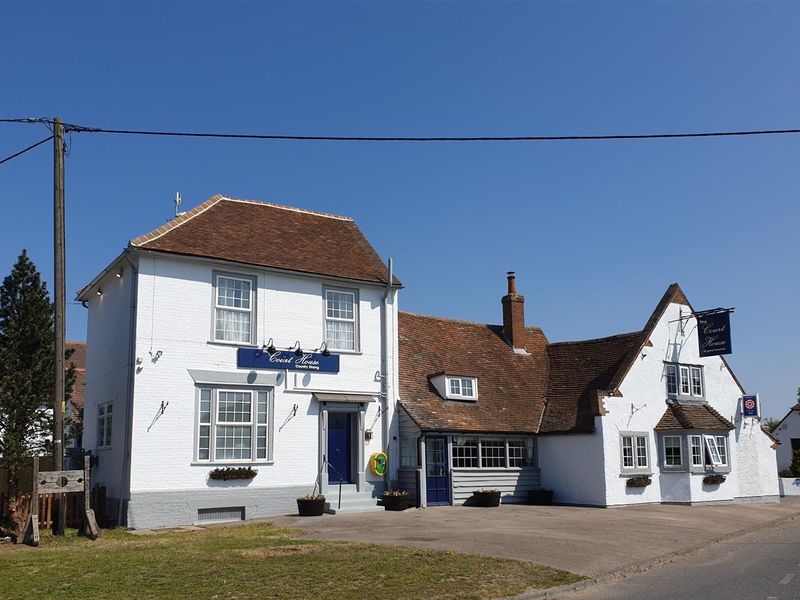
[715,435,728,466]
[195,387,274,464]
[212,272,256,344]
[704,435,723,466]
[620,433,649,472]
[663,435,682,467]
[97,402,113,449]
[689,435,704,467]
[664,363,705,399]
[323,286,359,352]
[446,376,478,400]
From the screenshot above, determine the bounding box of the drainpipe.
[381,258,393,487]
[117,251,138,526]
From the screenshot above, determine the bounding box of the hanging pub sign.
[237,348,340,373]
[696,309,733,357]
[742,394,759,418]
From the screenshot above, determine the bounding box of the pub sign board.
[697,311,732,357]
[237,348,340,373]
[742,394,759,418]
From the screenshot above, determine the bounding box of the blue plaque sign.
[697,311,732,357]
[237,348,340,373]
[742,395,759,418]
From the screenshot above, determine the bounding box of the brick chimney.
[501,271,525,351]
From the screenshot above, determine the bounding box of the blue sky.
[1,1,798,416]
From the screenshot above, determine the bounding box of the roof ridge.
[130,195,354,248]
[548,330,643,347]
[219,196,353,222]
[399,311,503,329]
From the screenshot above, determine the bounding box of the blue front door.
[426,436,450,505]
[327,413,351,484]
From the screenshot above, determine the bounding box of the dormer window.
[447,376,477,400]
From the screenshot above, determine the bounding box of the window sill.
[328,348,362,356]
[192,461,274,467]
[690,466,731,475]
[207,340,258,348]
[449,466,539,471]
[621,470,652,477]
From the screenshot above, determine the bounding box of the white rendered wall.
[600,301,778,506]
[774,411,800,471]
[82,259,135,501]
[127,253,392,496]
[537,432,607,506]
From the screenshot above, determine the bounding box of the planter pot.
[296,497,326,517]
[528,489,554,506]
[382,494,410,511]
[471,491,501,507]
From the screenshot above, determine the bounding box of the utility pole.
[53,117,66,536]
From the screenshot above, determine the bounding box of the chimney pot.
[506,271,517,294]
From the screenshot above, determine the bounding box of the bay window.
[664,363,704,399]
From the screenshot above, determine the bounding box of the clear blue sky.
[1,1,798,416]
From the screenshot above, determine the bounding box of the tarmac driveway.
[273,499,800,577]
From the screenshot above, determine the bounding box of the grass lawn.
[0,522,584,599]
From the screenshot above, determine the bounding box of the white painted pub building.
[79,195,779,528]
[78,196,400,528]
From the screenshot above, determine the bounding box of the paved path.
[564,514,800,600]
[273,499,800,577]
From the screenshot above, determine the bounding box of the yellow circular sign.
[369,451,388,476]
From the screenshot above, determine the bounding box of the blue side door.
[425,436,450,505]
[328,413,351,484]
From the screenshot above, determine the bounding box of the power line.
[0,135,54,166]
[3,116,800,142]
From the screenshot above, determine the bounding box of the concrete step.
[324,493,383,515]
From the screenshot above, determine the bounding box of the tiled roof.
[541,331,643,433]
[66,342,86,425]
[397,312,548,433]
[130,195,399,286]
[654,403,735,431]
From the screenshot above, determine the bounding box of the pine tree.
[0,250,73,536]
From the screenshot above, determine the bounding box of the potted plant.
[703,473,726,486]
[471,489,501,507]
[528,488,554,505]
[382,489,410,511]
[296,494,326,516]
[626,475,652,488]
[208,466,257,481]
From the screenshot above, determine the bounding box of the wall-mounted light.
[263,338,277,355]
[317,342,331,357]
[96,288,103,296]
[291,341,303,357]
[115,269,123,279]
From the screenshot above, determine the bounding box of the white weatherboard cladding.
[775,411,800,471]
[106,254,395,500]
[600,301,777,505]
[83,263,134,501]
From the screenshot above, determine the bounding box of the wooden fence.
[1,487,106,529]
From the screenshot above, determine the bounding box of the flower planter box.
[296,497,326,517]
[208,466,257,481]
[527,489,554,506]
[471,490,501,507]
[703,473,726,486]
[626,475,652,488]
[382,493,410,511]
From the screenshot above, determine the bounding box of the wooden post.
[24,457,40,546]
[52,117,66,536]
[83,455,99,540]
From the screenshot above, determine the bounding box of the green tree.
[0,250,73,537]
[763,417,781,433]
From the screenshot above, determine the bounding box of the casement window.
[689,433,728,468]
[324,288,358,352]
[451,437,535,469]
[447,376,477,400]
[400,437,418,468]
[664,363,704,399]
[97,402,113,449]
[621,434,649,471]
[663,435,682,467]
[196,387,273,462]
[213,273,255,344]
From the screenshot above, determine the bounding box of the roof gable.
[130,195,399,286]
